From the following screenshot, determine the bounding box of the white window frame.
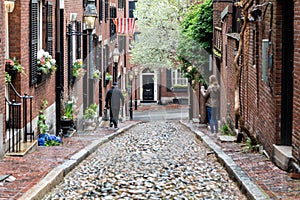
[171,69,187,86]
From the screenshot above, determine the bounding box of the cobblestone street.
[44,121,246,199]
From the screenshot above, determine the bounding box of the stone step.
[273,144,292,171]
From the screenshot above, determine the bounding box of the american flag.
[112,18,136,35]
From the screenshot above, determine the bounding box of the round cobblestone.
[43,121,246,199]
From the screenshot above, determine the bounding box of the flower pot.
[60,119,75,136]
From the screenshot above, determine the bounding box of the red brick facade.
[213,0,300,167]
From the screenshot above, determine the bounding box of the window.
[110,6,117,40]
[118,0,125,9]
[30,0,53,85]
[172,69,187,86]
[129,1,136,18]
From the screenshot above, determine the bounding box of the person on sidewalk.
[105,82,125,129]
[201,75,220,134]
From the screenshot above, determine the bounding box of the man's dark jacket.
[105,86,125,109]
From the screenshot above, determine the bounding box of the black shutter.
[76,21,81,59]
[105,0,108,22]
[166,69,172,91]
[68,24,73,86]
[46,2,53,55]
[110,7,116,39]
[30,0,38,86]
[99,0,103,21]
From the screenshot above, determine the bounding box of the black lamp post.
[112,44,120,83]
[83,0,98,107]
[133,66,138,110]
[128,69,134,120]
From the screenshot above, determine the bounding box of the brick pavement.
[0,104,299,199]
[185,122,300,200]
[0,121,136,200]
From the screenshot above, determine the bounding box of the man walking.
[105,82,125,129]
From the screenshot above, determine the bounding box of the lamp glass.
[84,16,96,30]
[113,47,120,63]
[4,1,15,13]
[134,66,139,76]
[83,4,98,30]
[129,71,134,81]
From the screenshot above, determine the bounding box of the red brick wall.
[293,0,300,165]
[1,1,6,145]
[213,0,286,157]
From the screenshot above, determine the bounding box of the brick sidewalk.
[0,121,136,200]
[187,122,300,200]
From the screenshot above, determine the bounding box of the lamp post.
[113,44,120,83]
[128,69,134,120]
[133,66,139,110]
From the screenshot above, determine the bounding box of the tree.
[130,0,189,69]
[178,0,213,87]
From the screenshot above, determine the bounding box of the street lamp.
[84,0,98,107]
[4,0,15,13]
[128,69,134,120]
[83,0,98,30]
[133,66,139,110]
[113,44,120,83]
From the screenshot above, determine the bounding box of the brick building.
[213,0,299,172]
[0,0,133,157]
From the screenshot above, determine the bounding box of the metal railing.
[6,83,34,153]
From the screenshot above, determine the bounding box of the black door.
[142,75,154,101]
[281,1,294,145]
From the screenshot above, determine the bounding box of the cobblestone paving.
[44,121,246,199]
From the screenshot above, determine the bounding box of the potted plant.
[83,103,97,130]
[5,57,24,81]
[105,72,112,85]
[60,99,76,136]
[72,59,85,78]
[92,69,101,79]
[37,49,56,75]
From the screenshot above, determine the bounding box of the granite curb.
[181,121,270,200]
[18,122,140,200]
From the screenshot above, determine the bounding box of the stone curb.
[181,121,270,200]
[18,122,140,200]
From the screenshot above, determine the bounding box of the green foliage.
[63,100,74,120]
[6,57,24,73]
[45,139,61,146]
[180,0,213,54]
[38,100,49,134]
[243,138,260,153]
[177,0,212,87]
[220,124,232,136]
[84,103,97,120]
[5,72,11,84]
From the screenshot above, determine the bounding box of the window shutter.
[30,0,38,86]
[99,0,103,21]
[68,24,73,86]
[76,21,81,59]
[105,0,108,22]
[110,7,116,39]
[166,69,172,91]
[46,2,53,55]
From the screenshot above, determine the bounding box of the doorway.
[281,1,294,145]
[142,74,154,101]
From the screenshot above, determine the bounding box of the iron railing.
[6,83,34,153]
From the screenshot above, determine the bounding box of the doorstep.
[5,140,38,157]
[273,144,292,171]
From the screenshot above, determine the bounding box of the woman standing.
[201,75,220,134]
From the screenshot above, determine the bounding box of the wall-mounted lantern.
[4,0,15,13]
